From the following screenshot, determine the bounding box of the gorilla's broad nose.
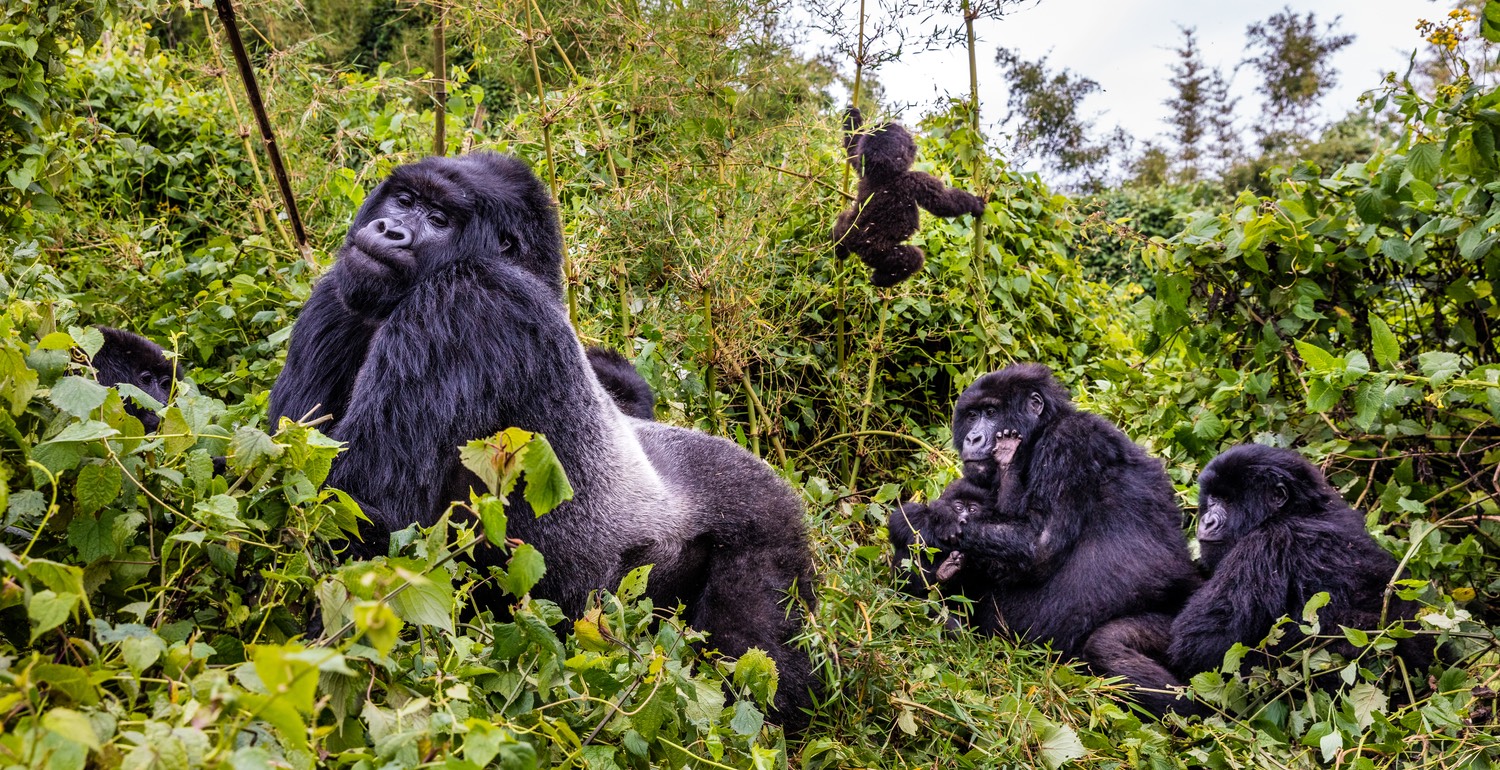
[963,430,985,449]
[370,218,413,248]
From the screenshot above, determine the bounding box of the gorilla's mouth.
[347,234,416,271]
[993,429,1022,469]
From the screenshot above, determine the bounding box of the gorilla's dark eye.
[395,192,415,208]
[428,211,449,228]
[983,406,995,418]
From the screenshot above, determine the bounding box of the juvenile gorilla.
[585,346,655,420]
[832,107,985,287]
[92,327,182,431]
[891,364,1202,716]
[1169,445,1432,680]
[269,153,818,728]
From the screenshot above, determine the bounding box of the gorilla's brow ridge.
[387,165,472,213]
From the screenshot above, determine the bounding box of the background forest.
[2,0,1500,767]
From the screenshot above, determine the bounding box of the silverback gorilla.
[891,364,1202,716]
[268,153,817,728]
[1169,445,1432,681]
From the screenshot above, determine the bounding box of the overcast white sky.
[843,0,1439,155]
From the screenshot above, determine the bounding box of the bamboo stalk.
[202,9,276,243]
[522,0,574,326]
[212,0,310,264]
[837,0,868,480]
[702,285,720,433]
[847,294,890,489]
[962,0,992,371]
[433,0,447,157]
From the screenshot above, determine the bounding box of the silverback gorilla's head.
[338,152,563,316]
[1195,444,1341,570]
[951,363,1074,486]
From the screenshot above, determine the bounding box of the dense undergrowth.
[2,0,1499,767]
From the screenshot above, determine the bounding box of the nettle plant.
[0,303,787,768]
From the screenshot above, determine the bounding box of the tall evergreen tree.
[995,47,1127,190]
[1243,8,1354,151]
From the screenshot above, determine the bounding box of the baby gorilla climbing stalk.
[268,153,819,730]
[832,107,986,287]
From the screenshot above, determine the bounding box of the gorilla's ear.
[1028,391,1045,417]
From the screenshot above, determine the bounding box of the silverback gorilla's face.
[951,364,1070,485]
[337,171,468,316]
[333,153,565,319]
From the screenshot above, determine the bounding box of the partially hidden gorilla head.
[585,346,655,420]
[337,153,564,317]
[93,327,181,431]
[951,363,1074,487]
[1195,444,1343,571]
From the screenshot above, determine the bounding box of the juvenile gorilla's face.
[1195,445,1295,571]
[951,364,1068,486]
[339,184,459,316]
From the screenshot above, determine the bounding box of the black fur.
[586,347,655,420]
[268,153,818,729]
[891,364,1201,716]
[832,107,986,287]
[1169,444,1432,682]
[92,327,181,431]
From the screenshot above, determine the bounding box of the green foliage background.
[1,0,1498,767]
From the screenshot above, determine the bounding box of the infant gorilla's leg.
[866,244,925,287]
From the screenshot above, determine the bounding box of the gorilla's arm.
[322,262,583,542]
[842,107,864,169]
[1168,535,1290,675]
[951,519,1038,572]
[908,173,985,218]
[269,268,378,429]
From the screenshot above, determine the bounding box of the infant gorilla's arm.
[909,172,986,218]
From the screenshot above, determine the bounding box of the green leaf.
[616,564,652,604]
[1036,719,1086,770]
[732,647,779,707]
[504,543,547,597]
[1294,341,1340,373]
[1188,407,1223,440]
[519,433,574,516]
[1300,591,1331,633]
[121,634,166,674]
[50,376,109,419]
[1306,379,1339,413]
[1407,142,1440,180]
[229,427,283,473]
[1418,351,1463,386]
[353,601,402,658]
[42,420,118,445]
[42,707,100,751]
[729,699,765,736]
[1348,682,1388,730]
[1484,0,1500,42]
[387,561,455,633]
[29,589,80,641]
[1370,314,1400,369]
[476,494,507,545]
[74,463,121,517]
[1353,188,1385,224]
[37,332,76,351]
[160,407,194,456]
[1379,236,1412,264]
[458,428,530,499]
[1353,381,1383,431]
